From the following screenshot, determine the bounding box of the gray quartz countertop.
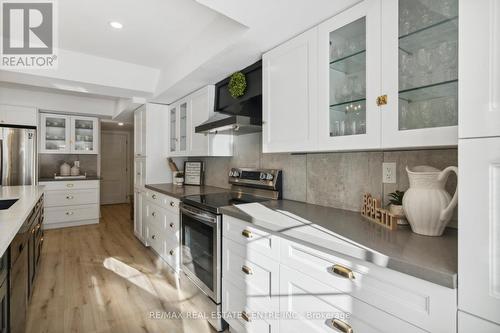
[220,199,457,289]
[39,176,101,182]
[0,186,45,257]
[145,183,228,199]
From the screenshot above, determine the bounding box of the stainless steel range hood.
[195,112,261,135]
[196,60,262,135]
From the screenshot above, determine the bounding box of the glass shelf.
[330,98,366,112]
[399,16,458,54]
[330,50,366,74]
[399,79,457,103]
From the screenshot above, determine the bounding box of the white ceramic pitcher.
[402,165,458,236]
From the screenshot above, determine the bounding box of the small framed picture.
[183,161,204,186]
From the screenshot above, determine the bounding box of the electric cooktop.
[182,192,270,214]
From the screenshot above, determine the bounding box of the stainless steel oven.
[180,203,221,303]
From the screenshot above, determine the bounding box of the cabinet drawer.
[280,238,456,333]
[165,210,179,241]
[146,190,179,214]
[45,204,99,224]
[44,189,98,207]
[280,265,425,333]
[458,311,500,332]
[163,237,180,271]
[145,201,167,230]
[39,180,99,191]
[223,215,280,259]
[222,237,279,312]
[146,222,166,257]
[223,279,278,333]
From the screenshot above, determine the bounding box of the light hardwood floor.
[26,204,218,333]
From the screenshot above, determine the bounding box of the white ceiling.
[1,0,361,117]
[59,0,225,68]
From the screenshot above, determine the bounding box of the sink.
[0,199,18,210]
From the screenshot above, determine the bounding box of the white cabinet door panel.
[458,311,500,333]
[262,27,318,153]
[459,137,500,325]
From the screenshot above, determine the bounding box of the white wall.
[0,85,116,117]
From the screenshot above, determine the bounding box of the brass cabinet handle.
[66,183,74,188]
[376,94,388,106]
[66,195,74,199]
[241,311,251,322]
[169,222,174,228]
[169,249,174,256]
[65,211,74,215]
[327,319,353,333]
[152,194,157,199]
[332,264,355,280]
[241,229,253,239]
[241,265,253,275]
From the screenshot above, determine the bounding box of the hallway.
[26,204,216,333]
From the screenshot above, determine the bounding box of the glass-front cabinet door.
[169,105,178,154]
[71,116,99,154]
[179,101,188,154]
[317,0,382,150]
[40,114,70,153]
[381,0,458,148]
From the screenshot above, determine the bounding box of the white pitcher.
[402,165,458,236]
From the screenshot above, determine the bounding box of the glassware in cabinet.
[73,118,95,152]
[169,106,177,153]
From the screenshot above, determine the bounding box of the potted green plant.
[388,190,408,225]
[173,171,184,186]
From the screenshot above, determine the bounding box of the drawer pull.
[169,222,175,228]
[332,264,355,280]
[66,195,74,200]
[65,211,74,216]
[152,194,157,199]
[151,212,156,217]
[241,265,253,275]
[241,311,251,322]
[151,235,156,240]
[241,229,253,239]
[169,249,174,256]
[327,319,353,333]
[66,184,74,188]
[170,201,175,207]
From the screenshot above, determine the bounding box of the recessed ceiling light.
[118,122,124,126]
[109,21,123,29]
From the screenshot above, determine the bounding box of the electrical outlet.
[382,162,397,184]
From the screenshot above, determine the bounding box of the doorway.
[100,131,130,205]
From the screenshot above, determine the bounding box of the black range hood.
[196,60,262,134]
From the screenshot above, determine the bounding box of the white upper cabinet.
[168,86,232,157]
[381,0,458,148]
[459,0,500,139]
[0,104,37,127]
[262,0,459,153]
[262,28,318,153]
[317,0,382,151]
[40,113,99,154]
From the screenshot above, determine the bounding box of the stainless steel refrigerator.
[0,126,36,186]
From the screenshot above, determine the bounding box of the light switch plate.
[382,162,397,184]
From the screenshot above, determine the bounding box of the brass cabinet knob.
[332,264,355,280]
[241,311,251,322]
[327,319,353,333]
[241,229,253,239]
[376,94,388,106]
[241,265,253,275]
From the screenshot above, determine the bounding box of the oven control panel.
[228,168,282,191]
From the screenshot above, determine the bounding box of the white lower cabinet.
[222,216,457,333]
[458,311,500,333]
[140,189,180,271]
[40,180,100,229]
[134,189,144,241]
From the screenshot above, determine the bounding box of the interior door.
[101,132,129,204]
[381,0,458,148]
[317,0,382,151]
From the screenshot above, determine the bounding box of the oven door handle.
[180,206,218,225]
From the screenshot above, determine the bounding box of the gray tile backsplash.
[191,134,458,226]
[39,154,99,178]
